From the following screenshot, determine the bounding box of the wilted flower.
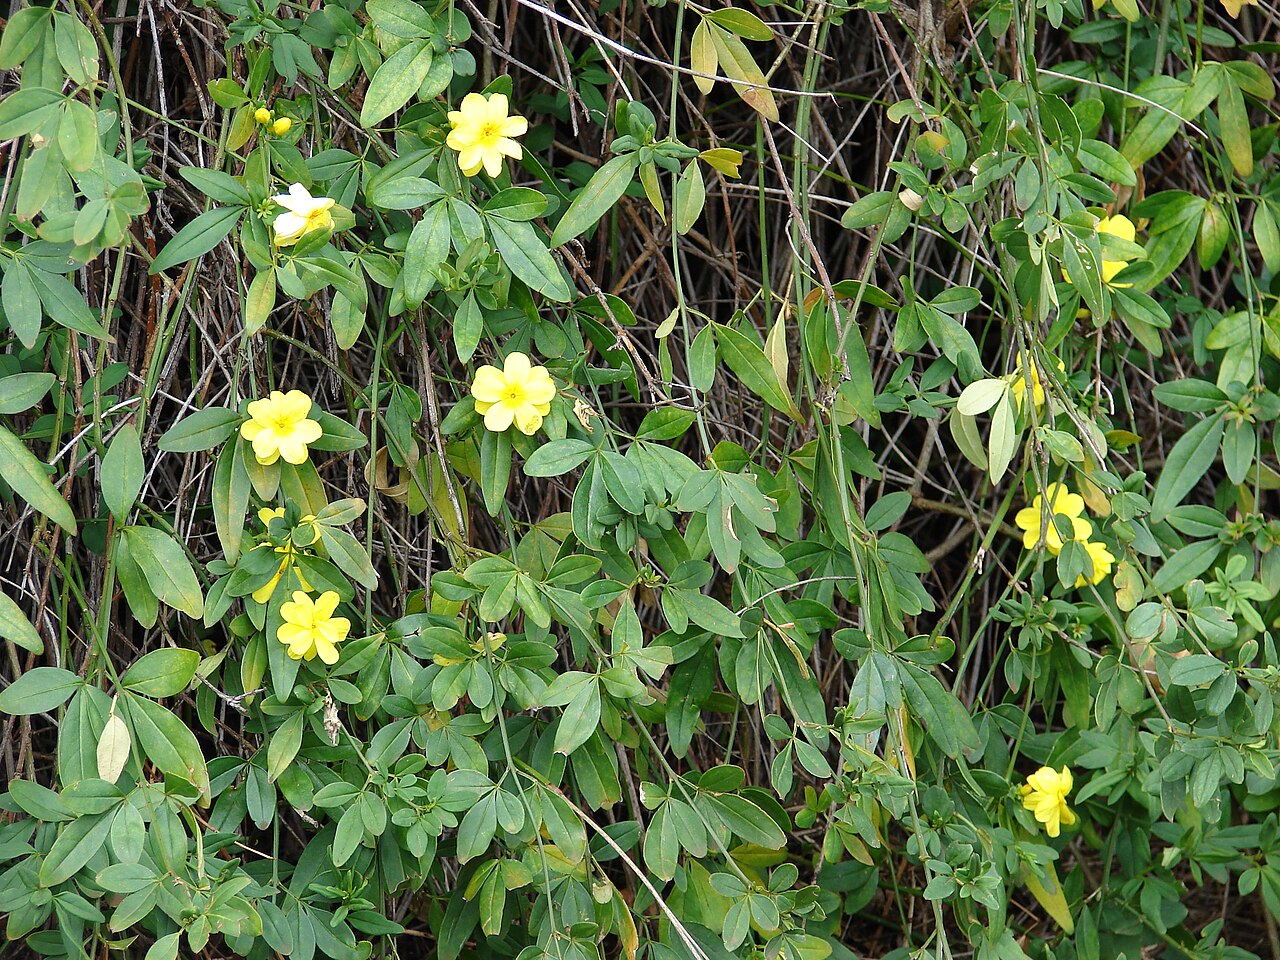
[471,352,556,436]
[240,390,323,465]
[1020,766,1077,838]
[277,590,350,664]
[1014,482,1092,554]
[446,93,528,178]
[271,183,334,247]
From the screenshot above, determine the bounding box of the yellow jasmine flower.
[271,183,335,247]
[1221,0,1257,16]
[251,507,318,603]
[1007,353,1067,412]
[446,93,528,178]
[271,117,293,135]
[278,591,350,664]
[1020,766,1077,838]
[240,390,323,465]
[1096,214,1136,288]
[471,352,556,436]
[254,107,273,125]
[1014,482,1092,554]
[1074,539,1116,587]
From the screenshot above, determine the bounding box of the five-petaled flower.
[252,507,317,603]
[1020,766,1077,838]
[271,183,334,247]
[446,93,528,178]
[240,390,323,465]
[471,352,556,436]
[278,590,350,664]
[1014,482,1092,554]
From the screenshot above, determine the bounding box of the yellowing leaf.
[96,708,131,784]
[708,24,778,121]
[690,20,717,95]
[1022,861,1075,933]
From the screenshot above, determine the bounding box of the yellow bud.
[254,107,273,125]
[271,117,292,135]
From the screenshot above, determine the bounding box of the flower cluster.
[254,105,292,136]
[1020,766,1077,838]
[1014,482,1115,587]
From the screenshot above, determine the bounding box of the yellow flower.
[446,93,528,178]
[240,390,323,465]
[1007,354,1066,412]
[1096,214,1136,288]
[278,591,350,664]
[251,507,318,603]
[271,117,293,135]
[1020,766,1077,838]
[1221,0,1257,16]
[471,353,556,435]
[254,107,273,125]
[1014,482,1092,554]
[271,183,335,247]
[1074,539,1116,587]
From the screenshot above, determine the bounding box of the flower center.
[479,121,503,144]
[272,414,296,432]
[503,385,527,404]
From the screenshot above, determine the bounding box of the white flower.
[271,184,335,247]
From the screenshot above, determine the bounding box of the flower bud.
[254,107,272,125]
[271,117,292,135]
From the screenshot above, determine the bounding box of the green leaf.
[524,439,595,477]
[487,216,572,301]
[180,167,251,205]
[554,679,601,755]
[101,426,144,522]
[317,526,379,589]
[1148,414,1224,522]
[157,407,240,453]
[1077,139,1137,186]
[360,39,434,126]
[267,710,306,782]
[704,7,774,40]
[714,323,797,418]
[1169,654,1227,687]
[39,812,114,887]
[674,161,706,235]
[244,269,277,337]
[0,588,42,653]
[120,648,200,698]
[550,154,640,247]
[29,268,113,340]
[1,261,43,348]
[1217,77,1253,178]
[0,88,61,139]
[0,666,79,715]
[123,693,210,797]
[0,372,54,415]
[479,428,512,518]
[0,7,52,68]
[120,526,204,619]
[149,206,243,274]
[0,424,77,533]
